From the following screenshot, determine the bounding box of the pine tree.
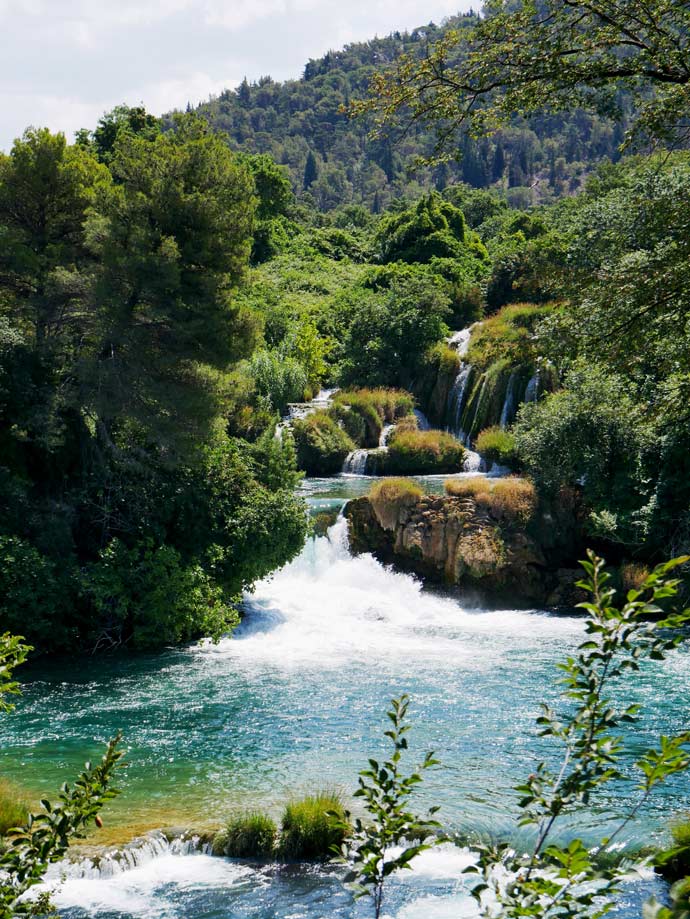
[303,150,318,189]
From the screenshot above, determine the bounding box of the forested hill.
[182,12,630,210]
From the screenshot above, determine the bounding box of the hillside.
[181,12,630,210]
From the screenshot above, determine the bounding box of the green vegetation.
[339,695,440,919]
[445,476,537,525]
[369,478,423,530]
[0,779,28,837]
[278,792,347,861]
[292,411,355,476]
[332,389,414,446]
[212,812,277,859]
[381,430,464,476]
[475,427,518,469]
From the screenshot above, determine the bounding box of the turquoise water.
[3,478,689,917]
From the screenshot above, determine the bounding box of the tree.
[356,0,690,150]
[303,150,319,189]
[89,104,161,163]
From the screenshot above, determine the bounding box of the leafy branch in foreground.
[338,694,440,919]
[466,550,690,919]
[0,633,124,917]
[354,0,690,153]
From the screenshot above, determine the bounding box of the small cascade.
[59,832,207,881]
[462,449,484,473]
[414,409,432,431]
[448,365,473,439]
[448,327,472,357]
[342,449,370,475]
[499,372,519,429]
[276,388,338,440]
[524,372,540,403]
[379,424,396,447]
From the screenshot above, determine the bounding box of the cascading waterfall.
[379,423,396,447]
[499,371,519,429]
[276,388,338,440]
[342,448,370,474]
[57,833,207,881]
[524,372,540,403]
[413,408,432,431]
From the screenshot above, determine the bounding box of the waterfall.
[379,424,396,447]
[414,408,432,431]
[448,327,472,357]
[462,449,483,473]
[524,372,540,403]
[56,832,207,881]
[499,372,519,429]
[276,388,338,439]
[448,365,472,439]
[342,449,369,475]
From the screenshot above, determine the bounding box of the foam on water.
[198,518,584,672]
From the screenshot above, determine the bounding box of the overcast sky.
[0,0,472,152]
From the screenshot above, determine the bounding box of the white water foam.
[198,518,584,671]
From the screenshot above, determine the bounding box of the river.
[2,474,688,917]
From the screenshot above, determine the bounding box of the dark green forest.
[183,13,632,211]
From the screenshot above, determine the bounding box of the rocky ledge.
[345,490,586,607]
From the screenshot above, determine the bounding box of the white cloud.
[0,0,474,151]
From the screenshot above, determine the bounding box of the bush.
[248,349,308,414]
[0,779,29,836]
[466,303,552,373]
[657,815,690,881]
[370,478,423,530]
[278,792,347,860]
[81,539,240,651]
[475,426,519,468]
[445,476,537,524]
[383,430,465,475]
[488,477,537,524]
[445,476,492,498]
[212,811,277,858]
[333,389,415,447]
[292,411,356,475]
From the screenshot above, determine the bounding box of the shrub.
[370,478,423,530]
[278,792,347,860]
[383,430,465,475]
[465,302,552,373]
[488,477,538,524]
[248,349,308,414]
[212,811,277,858]
[445,476,537,524]
[0,779,29,836]
[333,389,415,447]
[292,411,356,475]
[475,426,519,468]
[445,476,491,498]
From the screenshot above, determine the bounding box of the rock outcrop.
[345,491,585,607]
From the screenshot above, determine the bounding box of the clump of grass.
[370,478,423,530]
[278,791,347,860]
[333,389,415,446]
[445,476,491,498]
[292,410,355,475]
[212,811,277,858]
[465,303,553,372]
[445,476,537,524]
[489,477,537,524]
[475,426,518,468]
[0,779,29,836]
[384,430,465,475]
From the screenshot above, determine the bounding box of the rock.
[345,491,585,607]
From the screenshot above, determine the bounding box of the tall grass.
[475,426,518,468]
[0,779,29,836]
[333,389,415,446]
[370,478,423,530]
[445,476,537,524]
[212,811,277,858]
[278,791,347,860]
[384,430,464,474]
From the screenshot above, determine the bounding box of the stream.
[2,474,688,917]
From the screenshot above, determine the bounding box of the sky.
[0,0,471,152]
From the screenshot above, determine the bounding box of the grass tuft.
[278,791,347,860]
[212,811,277,858]
[0,779,29,836]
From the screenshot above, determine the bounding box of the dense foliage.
[0,118,307,654]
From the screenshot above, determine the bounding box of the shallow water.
[4,480,689,917]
